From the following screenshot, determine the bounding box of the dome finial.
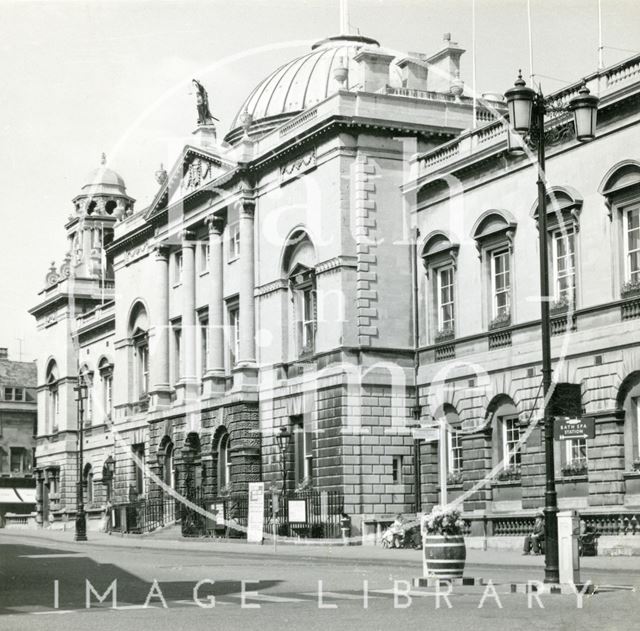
[100,152,106,166]
[340,0,350,34]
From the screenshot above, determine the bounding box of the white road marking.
[20,554,84,559]
[226,593,306,603]
[300,591,382,600]
[173,599,233,607]
[31,610,74,615]
[371,589,438,598]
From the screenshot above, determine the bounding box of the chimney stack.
[424,33,466,94]
[0,348,8,360]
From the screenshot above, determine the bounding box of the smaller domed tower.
[64,153,135,280]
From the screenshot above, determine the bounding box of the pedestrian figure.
[523,510,545,555]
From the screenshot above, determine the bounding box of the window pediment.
[599,160,640,199]
[289,262,314,286]
[420,231,459,274]
[472,210,517,258]
[472,210,517,242]
[531,186,583,229]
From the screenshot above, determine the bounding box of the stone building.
[0,348,37,525]
[406,54,640,549]
[29,24,640,545]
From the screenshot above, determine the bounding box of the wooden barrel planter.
[423,534,466,579]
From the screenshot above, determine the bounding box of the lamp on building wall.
[504,72,599,585]
[74,377,88,542]
[276,426,292,497]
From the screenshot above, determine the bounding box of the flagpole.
[527,0,534,84]
[340,0,349,34]
[471,0,477,129]
[598,0,604,70]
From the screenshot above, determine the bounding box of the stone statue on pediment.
[192,79,218,126]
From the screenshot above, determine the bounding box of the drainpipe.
[410,226,422,513]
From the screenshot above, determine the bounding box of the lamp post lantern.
[74,377,88,542]
[504,72,599,584]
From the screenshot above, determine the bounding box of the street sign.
[412,427,440,442]
[288,499,306,522]
[247,482,265,542]
[554,417,595,441]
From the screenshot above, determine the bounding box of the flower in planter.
[497,465,521,481]
[489,311,511,330]
[435,326,455,343]
[447,471,463,486]
[549,294,572,315]
[561,458,588,477]
[621,279,640,298]
[295,477,313,493]
[423,505,466,536]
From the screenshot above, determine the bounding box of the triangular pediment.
[145,145,235,220]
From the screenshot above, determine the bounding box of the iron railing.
[201,489,345,539]
[112,493,177,534]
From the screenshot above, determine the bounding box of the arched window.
[421,231,459,342]
[163,442,175,489]
[291,415,313,488]
[83,463,94,504]
[617,371,640,471]
[129,303,149,400]
[79,365,93,424]
[599,160,640,299]
[98,358,113,421]
[486,395,521,479]
[45,360,60,434]
[282,229,317,358]
[531,186,583,309]
[183,432,202,490]
[433,404,463,488]
[102,456,115,502]
[471,210,517,330]
[217,430,231,493]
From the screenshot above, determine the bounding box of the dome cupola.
[72,153,135,220]
[225,34,388,144]
[80,152,127,196]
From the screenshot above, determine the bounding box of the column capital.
[235,197,256,219]
[206,214,224,236]
[153,242,170,261]
[180,229,197,247]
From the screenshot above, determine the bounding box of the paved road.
[1,533,639,631]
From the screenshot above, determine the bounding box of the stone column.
[149,244,171,408]
[235,197,257,388]
[178,231,198,401]
[203,215,226,397]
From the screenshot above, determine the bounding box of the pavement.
[2,526,639,582]
[2,529,640,631]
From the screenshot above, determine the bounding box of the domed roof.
[80,153,127,196]
[226,34,383,142]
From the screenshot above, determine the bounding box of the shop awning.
[0,487,36,504]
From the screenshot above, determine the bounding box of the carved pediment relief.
[167,154,226,206]
[145,145,235,221]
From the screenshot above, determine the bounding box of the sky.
[0,0,639,362]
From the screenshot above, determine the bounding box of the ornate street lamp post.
[74,377,88,542]
[504,73,598,584]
